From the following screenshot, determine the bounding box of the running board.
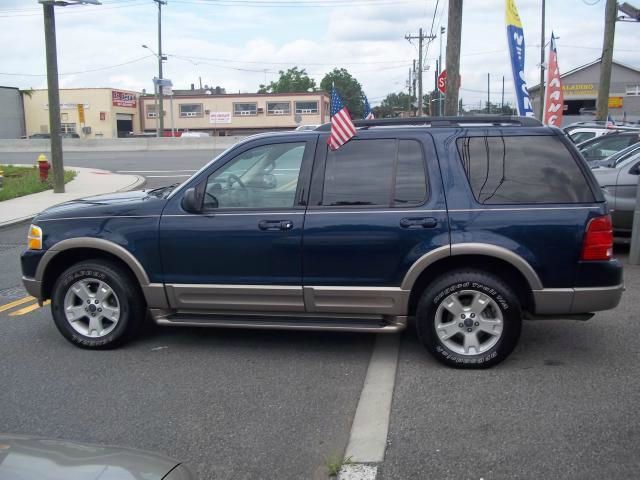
[151,310,407,333]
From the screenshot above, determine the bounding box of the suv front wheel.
[51,259,145,349]
[416,270,522,368]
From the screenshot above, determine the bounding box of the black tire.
[416,270,522,369]
[50,259,145,349]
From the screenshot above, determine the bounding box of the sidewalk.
[0,166,144,228]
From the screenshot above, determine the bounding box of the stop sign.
[437,70,447,95]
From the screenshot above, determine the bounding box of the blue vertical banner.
[506,0,535,117]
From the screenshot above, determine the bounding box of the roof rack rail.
[315,115,542,131]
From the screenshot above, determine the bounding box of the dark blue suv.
[20,117,624,368]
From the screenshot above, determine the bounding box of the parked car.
[592,148,640,233]
[28,133,50,139]
[564,122,640,144]
[180,131,211,138]
[295,125,320,131]
[0,434,193,480]
[591,142,640,169]
[21,116,623,369]
[577,131,640,165]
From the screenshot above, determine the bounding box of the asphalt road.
[380,250,640,480]
[0,222,372,480]
[0,149,225,189]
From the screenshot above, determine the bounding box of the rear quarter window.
[457,135,595,204]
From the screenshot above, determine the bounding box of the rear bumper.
[533,284,624,315]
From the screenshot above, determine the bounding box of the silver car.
[592,147,640,232]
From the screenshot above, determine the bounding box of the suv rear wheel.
[51,259,145,349]
[416,270,522,368]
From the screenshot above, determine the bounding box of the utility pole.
[597,0,617,121]
[444,0,463,116]
[406,28,436,116]
[631,175,640,265]
[487,73,491,113]
[538,0,546,120]
[42,1,64,193]
[439,26,445,117]
[155,0,166,136]
[434,60,439,115]
[412,60,417,113]
[501,75,505,111]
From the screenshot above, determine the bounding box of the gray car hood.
[0,434,181,480]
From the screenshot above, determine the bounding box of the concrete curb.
[0,170,145,229]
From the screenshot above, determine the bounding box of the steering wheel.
[227,174,246,189]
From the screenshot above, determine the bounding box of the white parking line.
[339,334,400,479]
[145,175,193,178]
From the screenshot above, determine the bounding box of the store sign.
[45,103,89,110]
[112,90,137,108]
[209,112,232,124]
[608,96,624,108]
[562,83,596,96]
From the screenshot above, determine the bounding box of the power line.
[0,0,147,18]
[0,55,154,77]
[171,0,422,7]
[169,54,412,66]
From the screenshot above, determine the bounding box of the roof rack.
[315,115,542,131]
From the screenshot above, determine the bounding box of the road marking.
[344,334,400,466]
[116,170,197,173]
[8,300,50,317]
[145,175,192,178]
[0,296,36,313]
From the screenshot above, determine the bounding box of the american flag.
[363,94,375,120]
[328,86,356,150]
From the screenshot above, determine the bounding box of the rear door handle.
[400,217,438,229]
[258,220,294,231]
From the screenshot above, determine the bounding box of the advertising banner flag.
[506,0,535,117]
[543,33,564,126]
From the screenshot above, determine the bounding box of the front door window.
[204,142,306,209]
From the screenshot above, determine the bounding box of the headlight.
[28,224,43,250]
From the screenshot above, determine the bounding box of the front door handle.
[400,217,438,229]
[258,220,294,231]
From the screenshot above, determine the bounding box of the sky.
[0,0,639,108]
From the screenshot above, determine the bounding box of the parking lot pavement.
[380,252,640,480]
[0,223,373,480]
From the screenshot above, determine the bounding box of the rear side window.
[322,139,427,206]
[457,135,595,204]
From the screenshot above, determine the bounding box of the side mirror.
[629,163,640,175]
[182,187,201,213]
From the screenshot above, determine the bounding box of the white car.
[294,125,320,132]
[180,131,210,138]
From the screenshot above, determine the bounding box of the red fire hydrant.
[37,154,50,182]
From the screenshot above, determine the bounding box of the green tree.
[320,68,365,119]
[374,92,415,117]
[258,67,316,94]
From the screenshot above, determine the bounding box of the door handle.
[400,217,438,229]
[258,220,294,231]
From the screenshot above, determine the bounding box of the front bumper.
[22,276,43,301]
[533,283,625,315]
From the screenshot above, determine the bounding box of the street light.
[38,0,101,194]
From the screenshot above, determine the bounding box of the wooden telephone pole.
[596,0,618,121]
[405,29,436,116]
[444,0,463,116]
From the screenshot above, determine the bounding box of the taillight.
[581,215,613,261]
